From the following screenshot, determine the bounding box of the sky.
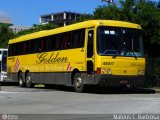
[0,0,159,26]
[0,0,105,26]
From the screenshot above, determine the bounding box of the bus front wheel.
[73,73,84,93]
[26,73,34,88]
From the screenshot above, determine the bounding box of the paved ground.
[0,85,160,120]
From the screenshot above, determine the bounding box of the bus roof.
[9,20,141,44]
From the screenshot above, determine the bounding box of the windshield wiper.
[102,50,118,56]
[132,51,137,59]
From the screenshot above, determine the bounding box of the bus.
[0,48,7,81]
[7,20,145,92]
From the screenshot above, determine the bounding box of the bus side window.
[62,34,67,49]
[34,39,40,53]
[12,44,16,56]
[55,35,61,50]
[46,37,51,51]
[8,44,13,56]
[39,39,47,52]
[19,43,23,55]
[71,29,85,48]
[14,43,19,55]
[29,40,37,53]
[72,31,79,48]
[70,32,74,48]
[25,41,29,54]
[78,29,85,48]
[23,44,26,54]
[47,36,56,51]
[67,32,72,48]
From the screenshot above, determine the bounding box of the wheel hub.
[19,78,23,85]
[76,77,82,88]
[26,76,31,85]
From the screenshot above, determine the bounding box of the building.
[40,11,81,26]
[9,25,32,33]
[0,17,11,24]
[0,17,31,33]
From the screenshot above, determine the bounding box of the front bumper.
[94,74,145,87]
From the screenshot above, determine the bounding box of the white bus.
[0,48,8,81]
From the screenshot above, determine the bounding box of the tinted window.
[97,26,143,57]
[8,28,85,56]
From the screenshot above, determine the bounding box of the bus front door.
[87,30,94,75]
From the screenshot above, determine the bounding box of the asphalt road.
[0,85,160,120]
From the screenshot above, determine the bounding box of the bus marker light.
[137,70,144,75]
[107,68,111,74]
[96,68,101,74]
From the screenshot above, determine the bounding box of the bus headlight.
[101,68,112,74]
[137,70,144,75]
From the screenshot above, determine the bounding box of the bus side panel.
[7,48,85,86]
[38,72,71,85]
[30,72,72,86]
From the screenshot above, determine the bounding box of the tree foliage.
[15,23,58,38]
[93,0,160,56]
[78,13,93,22]
[134,0,160,56]
[94,5,121,20]
[1,0,160,56]
[0,24,14,48]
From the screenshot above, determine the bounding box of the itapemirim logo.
[2,114,8,120]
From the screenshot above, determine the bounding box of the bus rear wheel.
[18,73,25,87]
[26,73,34,88]
[73,73,85,93]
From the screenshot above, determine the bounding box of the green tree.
[119,0,135,22]
[32,23,58,31]
[134,0,160,56]
[15,23,58,38]
[93,0,160,56]
[93,0,136,21]
[92,0,160,86]
[79,13,93,21]
[0,24,14,48]
[93,5,121,20]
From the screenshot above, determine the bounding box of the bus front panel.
[94,26,145,87]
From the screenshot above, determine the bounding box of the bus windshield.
[97,26,144,57]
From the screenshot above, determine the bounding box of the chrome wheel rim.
[75,77,82,88]
[19,78,23,85]
[26,76,31,86]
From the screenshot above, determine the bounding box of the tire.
[26,73,34,88]
[73,73,85,93]
[18,73,25,87]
